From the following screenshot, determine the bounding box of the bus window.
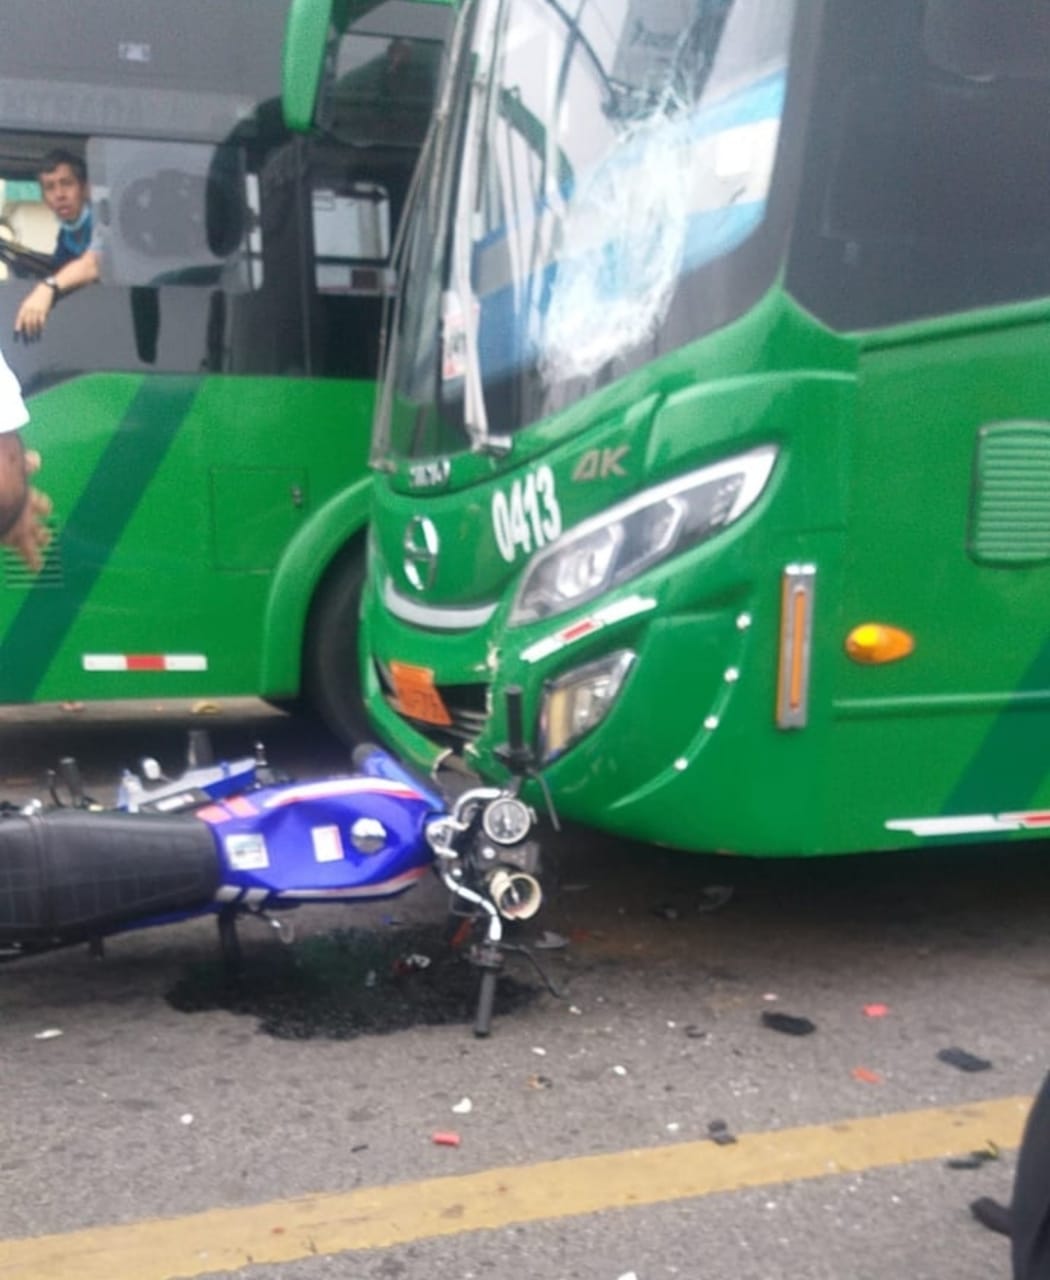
[311,181,391,293]
[787,0,1050,330]
[328,33,446,148]
[87,138,260,291]
[0,127,306,386]
[0,0,279,142]
[923,0,1050,80]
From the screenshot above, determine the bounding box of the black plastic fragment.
[937,1047,993,1073]
[948,1153,993,1170]
[761,1010,817,1037]
[707,1118,738,1146]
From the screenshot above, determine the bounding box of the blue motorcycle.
[0,690,548,1036]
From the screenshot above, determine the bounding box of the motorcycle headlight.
[481,796,532,846]
[510,446,777,626]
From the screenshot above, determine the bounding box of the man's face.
[39,164,88,223]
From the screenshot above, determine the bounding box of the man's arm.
[0,433,51,571]
[13,249,101,340]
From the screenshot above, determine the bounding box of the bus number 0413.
[491,466,562,564]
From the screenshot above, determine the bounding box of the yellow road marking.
[1,1096,1029,1280]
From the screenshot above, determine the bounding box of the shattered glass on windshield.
[385,0,796,458]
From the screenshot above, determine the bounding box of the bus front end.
[366,0,1050,858]
[361,0,846,855]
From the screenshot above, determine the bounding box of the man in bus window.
[0,343,52,571]
[13,149,103,342]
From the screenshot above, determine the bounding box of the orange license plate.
[389,660,453,727]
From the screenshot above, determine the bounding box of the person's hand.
[0,449,52,571]
[14,283,55,341]
[2,484,52,571]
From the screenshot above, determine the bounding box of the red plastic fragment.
[448,920,473,950]
[432,1131,462,1147]
[852,1066,883,1084]
[863,1003,890,1018]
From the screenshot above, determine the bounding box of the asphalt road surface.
[0,699,1046,1280]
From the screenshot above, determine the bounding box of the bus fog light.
[540,650,635,761]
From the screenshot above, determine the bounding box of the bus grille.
[374,661,488,746]
[971,422,1050,565]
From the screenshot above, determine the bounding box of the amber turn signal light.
[846,623,915,664]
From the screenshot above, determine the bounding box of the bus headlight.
[540,651,635,761]
[510,446,777,625]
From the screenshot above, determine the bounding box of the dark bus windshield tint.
[787,0,1050,330]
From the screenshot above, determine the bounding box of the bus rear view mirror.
[205,145,248,259]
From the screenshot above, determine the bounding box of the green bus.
[0,0,448,736]
[338,0,1050,856]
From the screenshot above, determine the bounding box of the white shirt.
[0,346,29,434]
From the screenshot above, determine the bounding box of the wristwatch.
[43,276,61,297]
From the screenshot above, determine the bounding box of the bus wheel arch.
[302,536,370,744]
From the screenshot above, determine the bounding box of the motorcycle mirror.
[140,757,163,783]
[187,729,214,768]
[58,756,85,807]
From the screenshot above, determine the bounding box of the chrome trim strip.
[521,595,657,665]
[382,577,498,629]
[776,563,816,730]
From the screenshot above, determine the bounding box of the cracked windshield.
[385,0,795,459]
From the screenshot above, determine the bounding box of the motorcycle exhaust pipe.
[486,868,543,921]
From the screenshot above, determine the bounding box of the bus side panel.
[257,470,375,695]
[832,317,1050,838]
[0,350,373,703]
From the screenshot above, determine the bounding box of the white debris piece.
[452,1098,473,1115]
[534,931,570,951]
